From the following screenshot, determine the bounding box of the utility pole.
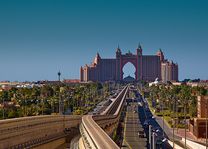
[58,71,64,115]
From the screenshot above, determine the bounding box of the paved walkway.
[155,115,182,140]
[175,129,195,140]
[148,101,207,148]
[176,128,208,146]
[155,113,206,144]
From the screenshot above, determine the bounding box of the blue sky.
[0,0,207,81]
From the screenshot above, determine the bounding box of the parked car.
[138,130,145,138]
[143,120,150,126]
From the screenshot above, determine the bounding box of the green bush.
[8,111,16,118]
[74,109,83,115]
[176,123,185,128]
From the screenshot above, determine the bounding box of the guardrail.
[80,115,119,149]
[182,138,205,149]
[80,86,129,149]
[101,86,128,115]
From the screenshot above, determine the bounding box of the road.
[142,97,183,140]
[123,102,147,149]
[136,91,172,149]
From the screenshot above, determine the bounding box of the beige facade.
[189,96,208,138]
[161,61,178,83]
[197,96,208,118]
[0,115,81,148]
[81,46,178,82]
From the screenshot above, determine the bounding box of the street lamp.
[149,125,152,149]
[152,132,155,149]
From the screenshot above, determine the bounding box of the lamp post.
[152,132,155,149]
[149,124,152,149]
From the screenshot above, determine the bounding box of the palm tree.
[171,86,181,133]
[31,87,40,115]
[179,85,191,149]
[159,85,166,138]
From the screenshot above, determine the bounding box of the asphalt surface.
[142,97,182,141]
[136,91,173,149]
[123,102,147,149]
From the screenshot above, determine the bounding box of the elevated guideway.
[0,115,81,148]
[0,86,128,149]
[79,86,129,149]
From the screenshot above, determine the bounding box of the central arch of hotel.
[116,51,139,81]
[120,58,138,80]
[122,62,136,79]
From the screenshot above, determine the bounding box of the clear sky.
[0,0,207,81]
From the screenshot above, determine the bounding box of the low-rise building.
[189,95,208,138]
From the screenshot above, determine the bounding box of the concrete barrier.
[0,115,81,148]
[168,140,183,149]
[182,138,206,149]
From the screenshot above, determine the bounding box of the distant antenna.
[138,43,141,48]
[58,71,61,82]
[58,70,63,115]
